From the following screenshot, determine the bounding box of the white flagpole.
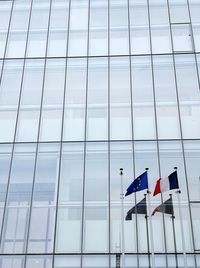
[146,168,155,268]
[174,167,187,268]
[120,168,125,268]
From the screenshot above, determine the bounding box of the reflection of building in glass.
[0,0,200,267]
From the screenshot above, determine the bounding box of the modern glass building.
[0,0,200,267]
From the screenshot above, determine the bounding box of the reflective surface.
[0,0,200,267]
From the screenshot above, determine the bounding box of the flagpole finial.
[174,167,178,170]
[145,168,149,171]
[120,168,123,175]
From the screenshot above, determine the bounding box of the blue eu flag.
[125,171,148,197]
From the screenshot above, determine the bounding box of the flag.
[125,171,148,197]
[125,197,147,220]
[151,196,174,216]
[153,171,179,196]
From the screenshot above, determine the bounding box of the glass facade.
[0,0,200,267]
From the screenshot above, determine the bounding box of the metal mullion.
[166,0,197,266]
[108,0,111,267]
[126,0,140,266]
[0,0,33,255]
[80,0,91,267]
[23,0,53,267]
[146,1,169,268]
[51,0,72,266]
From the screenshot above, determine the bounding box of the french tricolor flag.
[153,171,179,196]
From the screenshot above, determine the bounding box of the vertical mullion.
[126,0,140,266]
[51,0,72,266]
[146,1,169,267]
[81,0,91,267]
[108,0,111,266]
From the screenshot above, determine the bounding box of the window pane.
[54,256,81,268]
[27,0,51,57]
[56,143,84,253]
[6,0,31,58]
[175,54,200,139]
[39,59,65,142]
[0,256,24,268]
[0,1,12,58]
[153,55,181,139]
[89,0,108,56]
[169,0,189,23]
[86,58,108,140]
[110,0,129,55]
[63,58,87,141]
[26,256,52,268]
[0,144,36,254]
[172,24,193,52]
[47,0,69,57]
[110,57,132,140]
[131,56,156,140]
[0,60,23,142]
[68,0,89,57]
[16,59,45,142]
[27,143,60,253]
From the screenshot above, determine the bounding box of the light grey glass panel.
[149,0,172,54]
[169,0,189,23]
[26,256,52,268]
[191,203,200,251]
[110,57,132,140]
[54,255,81,268]
[89,0,108,56]
[190,0,200,51]
[84,142,108,202]
[86,58,108,140]
[39,59,65,142]
[0,60,23,142]
[83,206,108,252]
[0,1,12,58]
[27,143,60,253]
[6,0,31,58]
[82,255,109,268]
[177,254,195,267]
[27,0,51,58]
[56,143,84,253]
[16,59,44,142]
[110,142,136,252]
[172,24,193,52]
[175,55,200,139]
[129,0,150,55]
[0,145,12,234]
[83,142,108,252]
[131,56,156,140]
[1,144,36,254]
[134,141,161,253]
[153,55,181,139]
[63,58,87,141]
[47,0,69,57]
[110,0,129,55]
[68,0,89,57]
[0,144,12,205]
[184,141,200,201]
[0,256,25,268]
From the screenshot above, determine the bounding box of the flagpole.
[170,194,178,268]
[120,168,125,268]
[174,167,187,268]
[146,168,155,268]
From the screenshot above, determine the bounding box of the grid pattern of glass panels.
[0,0,200,267]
